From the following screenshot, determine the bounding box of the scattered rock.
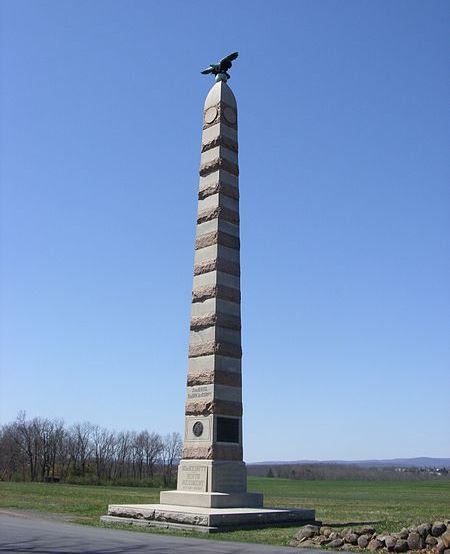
[432,522,447,537]
[306,524,322,532]
[368,539,383,551]
[291,520,449,551]
[298,539,317,548]
[345,533,359,545]
[440,530,450,548]
[385,536,397,551]
[297,525,321,539]
[418,523,432,537]
[359,527,376,536]
[328,538,344,548]
[329,532,341,541]
[407,531,424,550]
[358,535,370,548]
[297,529,315,540]
[394,539,409,552]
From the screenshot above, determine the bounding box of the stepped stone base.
[100,503,316,533]
[160,490,263,508]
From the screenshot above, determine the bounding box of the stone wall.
[291,521,450,553]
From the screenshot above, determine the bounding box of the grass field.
[0,478,448,546]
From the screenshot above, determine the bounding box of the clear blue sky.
[1,0,449,462]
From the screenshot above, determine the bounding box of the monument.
[101,53,315,532]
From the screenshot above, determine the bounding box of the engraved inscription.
[179,464,208,492]
[187,384,213,401]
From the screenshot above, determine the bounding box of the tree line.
[0,412,182,486]
[248,463,449,481]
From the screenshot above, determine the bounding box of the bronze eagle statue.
[201,52,238,82]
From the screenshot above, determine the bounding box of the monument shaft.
[185,81,242,463]
[160,81,261,507]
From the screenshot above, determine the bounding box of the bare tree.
[0,413,182,486]
[13,412,42,481]
[143,431,163,478]
[0,423,25,480]
[91,425,117,482]
[114,430,132,481]
[67,422,94,477]
[160,432,182,487]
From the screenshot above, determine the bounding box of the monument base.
[160,490,263,508]
[100,503,316,533]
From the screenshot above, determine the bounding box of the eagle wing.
[220,52,238,65]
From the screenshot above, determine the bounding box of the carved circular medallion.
[192,421,204,437]
[204,106,218,124]
[223,106,237,125]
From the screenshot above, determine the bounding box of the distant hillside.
[250,457,450,468]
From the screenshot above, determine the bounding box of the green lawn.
[0,478,448,546]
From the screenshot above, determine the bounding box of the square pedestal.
[176,460,247,494]
[101,503,316,533]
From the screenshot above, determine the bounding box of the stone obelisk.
[160,75,262,509]
[101,54,315,531]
